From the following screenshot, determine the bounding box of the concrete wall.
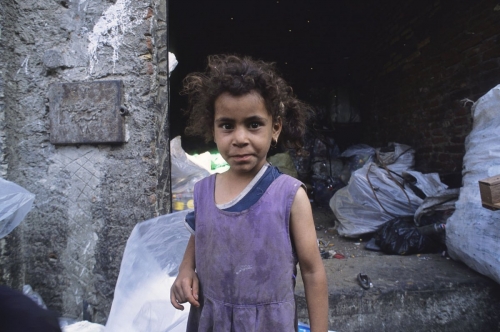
[352,0,500,181]
[0,0,170,323]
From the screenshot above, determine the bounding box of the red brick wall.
[353,0,500,182]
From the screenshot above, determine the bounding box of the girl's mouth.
[232,154,252,162]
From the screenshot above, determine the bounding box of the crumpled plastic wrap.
[446,84,500,285]
[0,178,35,239]
[105,210,191,332]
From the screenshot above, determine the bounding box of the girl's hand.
[170,235,199,310]
[170,267,200,310]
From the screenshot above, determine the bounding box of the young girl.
[170,54,328,332]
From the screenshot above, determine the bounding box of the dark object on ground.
[320,250,331,259]
[417,222,445,237]
[374,217,445,255]
[357,273,372,290]
[0,285,62,332]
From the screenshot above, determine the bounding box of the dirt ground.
[312,204,380,261]
[303,203,479,291]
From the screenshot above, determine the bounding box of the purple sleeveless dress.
[186,173,303,332]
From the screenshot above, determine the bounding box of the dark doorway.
[168,0,380,153]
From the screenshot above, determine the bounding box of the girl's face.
[213,91,281,178]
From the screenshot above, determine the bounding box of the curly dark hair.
[181,54,312,148]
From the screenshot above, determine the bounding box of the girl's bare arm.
[170,235,200,310]
[290,187,329,332]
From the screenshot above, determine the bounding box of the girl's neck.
[214,163,268,205]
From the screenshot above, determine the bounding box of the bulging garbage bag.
[374,217,445,255]
[330,162,423,237]
[330,162,448,238]
[446,85,500,285]
[105,210,191,332]
[0,178,35,239]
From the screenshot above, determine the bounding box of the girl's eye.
[249,122,262,129]
[220,123,233,130]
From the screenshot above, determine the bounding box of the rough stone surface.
[0,0,170,324]
[0,8,4,178]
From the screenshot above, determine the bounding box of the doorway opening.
[168,0,377,155]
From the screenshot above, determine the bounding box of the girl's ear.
[272,116,282,141]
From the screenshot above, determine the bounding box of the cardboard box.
[479,175,500,211]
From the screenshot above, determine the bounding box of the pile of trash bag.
[328,141,461,255]
[330,144,449,238]
[365,186,459,255]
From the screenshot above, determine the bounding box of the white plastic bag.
[63,321,105,332]
[106,210,191,332]
[376,142,415,175]
[168,52,178,77]
[446,85,500,285]
[339,144,375,183]
[0,178,35,238]
[330,162,423,237]
[330,162,448,238]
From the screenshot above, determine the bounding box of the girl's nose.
[232,127,249,146]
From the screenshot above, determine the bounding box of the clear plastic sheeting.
[170,136,210,211]
[0,178,35,239]
[170,136,210,195]
[105,210,191,332]
[446,84,500,285]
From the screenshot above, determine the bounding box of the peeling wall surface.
[0,0,170,323]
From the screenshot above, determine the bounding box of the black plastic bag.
[374,217,444,255]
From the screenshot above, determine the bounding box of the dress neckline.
[215,163,270,210]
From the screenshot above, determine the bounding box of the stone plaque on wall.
[49,80,125,144]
